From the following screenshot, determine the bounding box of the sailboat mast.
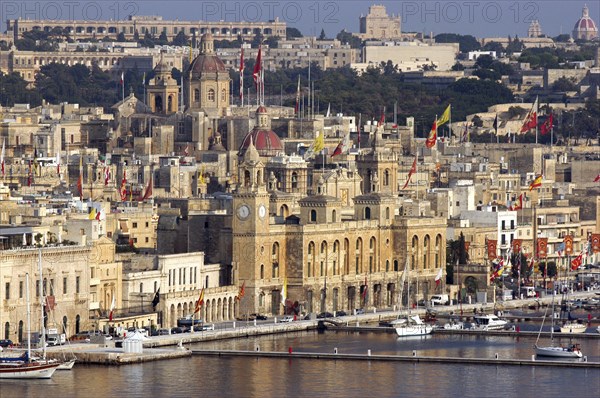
[39,247,46,359]
[26,273,32,362]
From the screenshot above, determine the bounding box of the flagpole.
[535,96,539,145]
[449,104,452,143]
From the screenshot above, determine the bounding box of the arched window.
[384,169,390,186]
[435,234,442,268]
[332,210,336,222]
[260,264,264,279]
[423,235,431,269]
[308,242,315,277]
[221,88,226,102]
[310,209,317,222]
[365,207,371,220]
[411,236,419,270]
[4,322,9,340]
[18,320,23,342]
[208,88,215,101]
[393,259,399,271]
[167,95,173,112]
[139,283,143,293]
[291,172,298,189]
[386,207,390,219]
[194,89,200,102]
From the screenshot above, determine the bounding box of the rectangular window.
[168,270,171,286]
[76,276,80,294]
[63,277,67,294]
[19,281,23,299]
[145,222,149,228]
[50,279,54,295]
[145,237,149,243]
[133,222,138,228]
[36,280,40,297]
[5,282,10,300]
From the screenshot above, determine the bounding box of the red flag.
[594,174,600,182]
[294,75,300,114]
[95,209,102,221]
[139,178,153,201]
[0,138,4,176]
[235,281,246,301]
[120,71,124,86]
[511,193,524,210]
[183,145,189,156]
[520,97,538,133]
[239,47,244,101]
[104,166,110,186]
[529,175,542,191]
[402,155,417,189]
[253,46,262,89]
[540,113,553,135]
[536,237,548,258]
[331,134,350,157]
[425,120,437,148]
[194,288,205,314]
[486,239,497,260]
[435,268,443,287]
[77,175,83,198]
[570,252,583,271]
[362,276,368,303]
[120,170,127,201]
[109,295,116,321]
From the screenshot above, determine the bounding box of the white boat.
[0,273,60,379]
[443,320,464,330]
[472,314,507,330]
[535,344,583,358]
[560,322,586,334]
[395,315,433,337]
[534,291,584,359]
[57,358,76,370]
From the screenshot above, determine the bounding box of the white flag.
[281,277,287,306]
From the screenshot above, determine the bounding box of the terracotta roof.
[190,54,227,75]
[239,128,283,157]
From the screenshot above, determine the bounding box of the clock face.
[258,204,267,219]
[237,204,250,220]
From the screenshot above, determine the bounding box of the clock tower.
[232,137,270,315]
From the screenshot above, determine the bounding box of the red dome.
[190,54,227,76]
[573,6,598,39]
[239,128,283,157]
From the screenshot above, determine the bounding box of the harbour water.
[2,330,599,397]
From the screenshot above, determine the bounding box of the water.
[2,330,598,397]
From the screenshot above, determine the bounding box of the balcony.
[90,277,100,286]
[89,301,100,310]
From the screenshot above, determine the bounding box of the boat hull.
[0,362,60,379]
[395,325,433,337]
[535,345,583,358]
[57,359,76,370]
[560,323,586,334]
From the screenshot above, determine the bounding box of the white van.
[430,294,449,305]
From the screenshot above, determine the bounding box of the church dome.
[239,128,283,157]
[189,33,227,76]
[573,5,598,40]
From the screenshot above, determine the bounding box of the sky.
[1,1,597,39]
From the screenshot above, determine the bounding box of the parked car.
[355,308,365,315]
[0,339,13,347]
[335,310,347,317]
[317,312,334,319]
[170,327,184,334]
[251,314,268,320]
[280,316,294,323]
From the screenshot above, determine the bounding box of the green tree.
[336,29,362,48]
[157,31,169,45]
[475,54,494,69]
[264,35,280,48]
[318,28,327,40]
[554,34,571,43]
[116,32,126,42]
[172,31,189,46]
[286,27,303,39]
[552,76,578,92]
[435,33,480,52]
[482,41,504,54]
[252,32,264,47]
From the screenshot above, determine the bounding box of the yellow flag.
[436,105,451,126]
[88,207,97,220]
[313,132,324,152]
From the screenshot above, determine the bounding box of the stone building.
[0,246,92,342]
[359,5,402,40]
[6,15,286,42]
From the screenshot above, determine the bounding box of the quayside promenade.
[35,291,600,366]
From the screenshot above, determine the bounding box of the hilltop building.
[573,5,598,40]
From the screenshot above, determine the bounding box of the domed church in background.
[187,33,230,117]
[572,5,598,40]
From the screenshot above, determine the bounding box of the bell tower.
[147,53,179,114]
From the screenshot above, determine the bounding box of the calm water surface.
[2,331,599,398]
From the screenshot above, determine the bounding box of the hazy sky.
[2,1,597,39]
